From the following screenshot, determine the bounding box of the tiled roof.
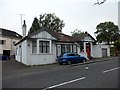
[28,27,74,42]
[72,32,96,42]
[45,30,74,42]
[0,28,22,39]
[15,27,96,45]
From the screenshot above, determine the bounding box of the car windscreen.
[67,53,75,56]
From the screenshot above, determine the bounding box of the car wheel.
[83,59,86,63]
[67,60,72,65]
[59,62,63,65]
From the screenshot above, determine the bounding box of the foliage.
[28,13,65,34]
[94,21,120,44]
[114,40,120,51]
[71,29,84,37]
[28,17,40,34]
[110,47,116,56]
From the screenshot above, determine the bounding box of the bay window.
[32,39,51,54]
[39,41,50,53]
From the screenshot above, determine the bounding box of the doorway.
[102,48,107,57]
[3,50,10,56]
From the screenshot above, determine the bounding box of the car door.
[67,53,74,63]
[78,55,85,62]
[74,53,80,63]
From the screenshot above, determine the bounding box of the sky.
[0,0,119,38]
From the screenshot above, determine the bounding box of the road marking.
[42,77,86,90]
[103,67,120,73]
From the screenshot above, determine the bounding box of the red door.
[86,43,91,57]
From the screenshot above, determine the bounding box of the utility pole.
[17,14,25,27]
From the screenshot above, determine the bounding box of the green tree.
[114,40,120,51]
[94,21,120,44]
[114,40,120,55]
[28,13,65,34]
[28,17,40,34]
[71,29,84,37]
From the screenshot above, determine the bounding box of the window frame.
[39,40,50,54]
[0,40,6,45]
[32,39,51,54]
[32,40,37,54]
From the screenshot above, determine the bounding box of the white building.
[15,27,110,66]
[0,28,22,59]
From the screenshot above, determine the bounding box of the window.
[73,45,77,53]
[39,41,50,53]
[80,43,84,52]
[61,44,77,54]
[32,41,37,53]
[67,53,75,56]
[61,44,65,54]
[66,45,71,52]
[0,40,6,45]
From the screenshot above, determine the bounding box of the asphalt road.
[2,57,120,89]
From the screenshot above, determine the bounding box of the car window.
[75,54,80,56]
[67,53,75,56]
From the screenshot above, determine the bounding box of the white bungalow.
[15,22,110,66]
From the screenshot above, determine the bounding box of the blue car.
[0,55,10,60]
[57,52,87,65]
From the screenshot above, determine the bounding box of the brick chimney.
[22,20,26,38]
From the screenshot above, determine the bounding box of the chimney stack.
[22,20,26,38]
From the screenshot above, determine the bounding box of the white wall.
[21,40,28,65]
[92,44,110,58]
[15,44,21,62]
[26,40,56,65]
[15,40,29,65]
[29,54,55,65]
[92,45,102,58]
[0,36,21,55]
[31,31,57,40]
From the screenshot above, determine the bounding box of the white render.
[16,30,57,65]
[15,30,111,66]
[31,31,57,40]
[92,44,110,58]
[0,36,21,55]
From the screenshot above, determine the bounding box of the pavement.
[2,56,119,77]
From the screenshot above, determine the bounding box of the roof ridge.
[0,28,22,38]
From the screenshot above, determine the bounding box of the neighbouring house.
[15,22,110,65]
[0,28,22,59]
